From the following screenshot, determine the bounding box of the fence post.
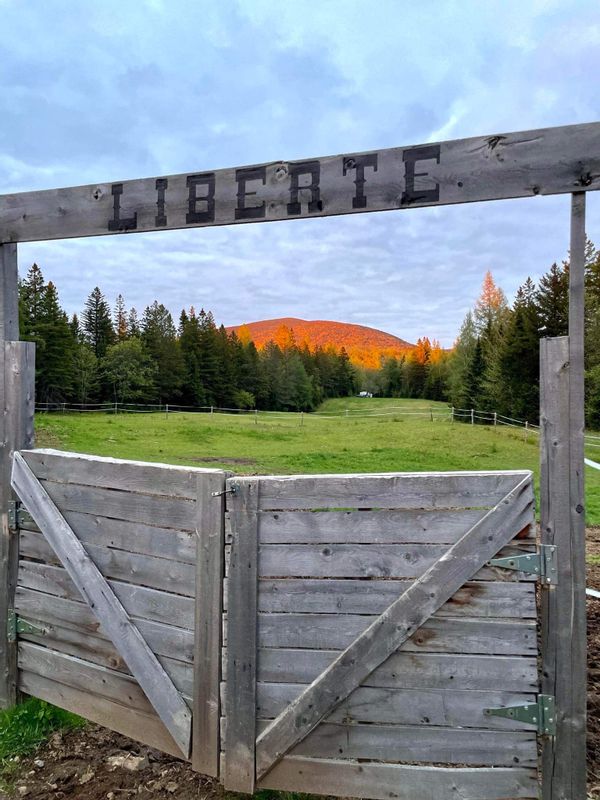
[493,411,497,428]
[430,407,433,422]
[451,406,454,423]
[345,408,349,417]
[0,243,35,710]
[254,409,258,425]
[538,195,587,800]
[300,411,304,427]
[210,405,213,415]
[524,420,528,441]
[470,408,474,425]
[165,403,169,420]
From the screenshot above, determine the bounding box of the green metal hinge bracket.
[7,500,34,531]
[487,544,557,585]
[484,694,556,735]
[7,609,48,643]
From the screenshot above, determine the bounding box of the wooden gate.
[224,470,540,799]
[9,449,226,775]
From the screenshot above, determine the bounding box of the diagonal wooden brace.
[11,451,192,758]
[255,472,535,780]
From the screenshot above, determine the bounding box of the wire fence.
[34,400,600,454]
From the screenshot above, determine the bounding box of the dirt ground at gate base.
[3,530,600,800]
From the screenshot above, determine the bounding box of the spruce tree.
[536,263,568,337]
[141,301,184,402]
[82,287,115,358]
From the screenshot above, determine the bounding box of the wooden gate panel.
[224,470,539,798]
[10,449,225,771]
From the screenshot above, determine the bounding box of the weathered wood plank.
[259,756,538,799]
[255,578,536,617]
[18,641,190,712]
[22,449,220,499]
[20,510,196,563]
[11,452,192,757]
[257,682,536,730]
[18,623,193,696]
[254,472,534,779]
[259,507,500,544]
[0,320,35,708]
[38,479,197,530]
[257,614,536,654]
[258,542,536,579]
[15,587,194,662]
[541,329,587,799]
[19,670,183,759]
[223,479,258,793]
[2,122,600,244]
[19,530,195,596]
[192,472,225,777]
[565,193,588,800]
[270,721,538,768]
[255,471,530,510]
[18,560,194,629]
[257,649,538,692]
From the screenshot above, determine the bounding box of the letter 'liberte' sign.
[1,122,599,243]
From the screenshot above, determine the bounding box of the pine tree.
[497,280,540,420]
[474,271,508,335]
[114,294,128,341]
[82,287,115,358]
[536,263,568,337]
[19,263,46,340]
[35,282,76,402]
[142,301,184,402]
[128,307,141,338]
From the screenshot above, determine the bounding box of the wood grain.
[11,453,192,757]
[2,122,599,243]
[254,472,534,779]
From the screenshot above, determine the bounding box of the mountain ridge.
[226,317,416,370]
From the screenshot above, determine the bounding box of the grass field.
[35,396,600,524]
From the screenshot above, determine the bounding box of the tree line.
[446,241,600,428]
[19,264,356,411]
[369,241,600,428]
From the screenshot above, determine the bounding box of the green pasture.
[34,396,600,524]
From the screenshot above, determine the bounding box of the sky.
[1,0,600,346]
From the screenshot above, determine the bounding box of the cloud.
[3,0,600,346]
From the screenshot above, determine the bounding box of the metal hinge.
[6,609,48,643]
[484,694,556,735]
[487,544,557,585]
[7,500,33,530]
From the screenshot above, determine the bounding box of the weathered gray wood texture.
[541,333,587,799]
[12,449,225,768]
[224,470,539,798]
[0,239,35,710]
[192,471,226,777]
[223,479,258,793]
[1,122,600,243]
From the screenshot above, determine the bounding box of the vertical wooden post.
[540,189,587,800]
[471,408,474,425]
[0,243,35,709]
[192,472,225,776]
[494,411,498,428]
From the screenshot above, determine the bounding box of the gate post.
[0,244,35,709]
[539,195,587,800]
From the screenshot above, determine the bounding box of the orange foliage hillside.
[227,317,417,370]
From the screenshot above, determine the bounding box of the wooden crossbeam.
[1,123,599,243]
[255,472,535,780]
[11,452,192,758]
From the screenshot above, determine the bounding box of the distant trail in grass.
[34,396,600,524]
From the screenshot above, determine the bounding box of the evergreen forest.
[19,240,600,427]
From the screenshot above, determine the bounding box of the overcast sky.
[1,0,599,346]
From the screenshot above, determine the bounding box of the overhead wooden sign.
[1,122,599,243]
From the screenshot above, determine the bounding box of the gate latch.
[484,694,556,735]
[7,609,48,643]
[487,544,557,585]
